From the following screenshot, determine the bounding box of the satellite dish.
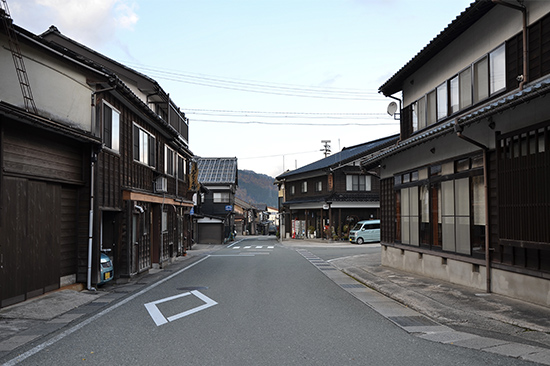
[387,101,398,116]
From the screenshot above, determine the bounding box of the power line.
[191,118,398,126]
[122,61,385,101]
[239,150,319,160]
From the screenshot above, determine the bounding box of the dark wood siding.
[380,177,395,244]
[3,126,83,184]
[1,178,61,307]
[494,122,550,274]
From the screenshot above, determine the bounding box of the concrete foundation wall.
[381,246,550,307]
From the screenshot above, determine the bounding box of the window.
[459,68,472,109]
[346,175,371,191]
[474,56,489,103]
[177,155,186,180]
[449,76,459,114]
[426,90,437,125]
[103,102,120,152]
[165,146,175,176]
[316,181,322,192]
[490,44,506,94]
[213,192,230,203]
[436,82,447,120]
[301,181,308,193]
[409,43,505,128]
[133,124,155,167]
[290,185,295,195]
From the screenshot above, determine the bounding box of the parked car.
[349,219,380,244]
[99,252,114,285]
[268,224,277,235]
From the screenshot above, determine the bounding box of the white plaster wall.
[0,35,93,132]
[402,2,550,106]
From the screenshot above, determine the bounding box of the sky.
[9,0,473,178]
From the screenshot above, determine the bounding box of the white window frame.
[301,181,307,193]
[346,175,371,191]
[165,145,175,176]
[103,101,120,153]
[133,123,155,167]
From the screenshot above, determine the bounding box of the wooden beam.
[122,190,193,207]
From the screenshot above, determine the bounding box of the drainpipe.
[492,0,527,90]
[87,149,97,291]
[87,86,114,291]
[454,123,491,293]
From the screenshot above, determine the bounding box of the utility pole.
[321,140,331,158]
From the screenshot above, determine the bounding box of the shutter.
[133,125,140,161]
[103,105,112,148]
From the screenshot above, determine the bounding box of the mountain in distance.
[236,170,278,208]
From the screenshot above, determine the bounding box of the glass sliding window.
[473,56,489,103]
[133,124,155,167]
[450,76,459,114]
[103,102,120,152]
[437,82,448,120]
[420,185,430,245]
[426,90,437,125]
[165,146,175,176]
[411,101,418,132]
[490,44,506,94]
[459,68,472,109]
[417,96,426,130]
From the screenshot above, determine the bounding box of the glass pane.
[450,76,459,114]
[456,216,471,255]
[420,185,430,223]
[441,180,454,216]
[490,44,506,94]
[418,96,426,129]
[412,101,418,131]
[427,90,437,125]
[455,178,470,216]
[474,56,489,103]
[437,83,448,120]
[459,68,472,109]
[472,176,485,225]
[456,158,469,172]
[111,110,120,152]
[442,216,456,252]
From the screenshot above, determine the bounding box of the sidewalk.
[284,238,550,364]
[2,239,550,364]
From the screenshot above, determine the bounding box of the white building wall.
[402,2,550,106]
[0,34,94,132]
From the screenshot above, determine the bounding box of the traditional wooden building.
[41,27,195,275]
[365,1,550,306]
[0,13,194,307]
[275,136,398,240]
[195,157,238,244]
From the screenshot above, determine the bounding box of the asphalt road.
[10,237,538,365]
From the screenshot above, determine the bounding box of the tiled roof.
[276,135,399,180]
[197,157,238,184]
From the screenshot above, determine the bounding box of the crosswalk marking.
[232,245,275,250]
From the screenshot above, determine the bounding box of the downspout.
[387,95,403,141]
[87,149,97,291]
[492,0,527,90]
[454,124,492,293]
[87,86,114,291]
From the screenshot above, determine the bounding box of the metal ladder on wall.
[0,0,37,114]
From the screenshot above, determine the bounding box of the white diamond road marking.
[144,290,218,326]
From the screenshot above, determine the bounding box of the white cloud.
[30,0,138,48]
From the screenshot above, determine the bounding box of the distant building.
[275,136,399,240]
[196,157,238,244]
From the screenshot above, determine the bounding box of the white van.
[349,219,380,244]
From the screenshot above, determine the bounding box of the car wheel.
[357,238,364,244]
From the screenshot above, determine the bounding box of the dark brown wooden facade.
[276,136,398,240]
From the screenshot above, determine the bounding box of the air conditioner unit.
[155,177,167,193]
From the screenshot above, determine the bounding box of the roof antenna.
[321,140,331,157]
